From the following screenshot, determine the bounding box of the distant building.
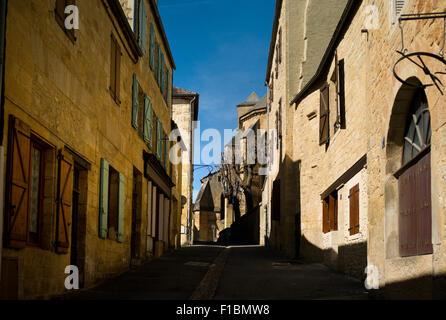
[172,87,199,246]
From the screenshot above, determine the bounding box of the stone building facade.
[0,0,183,300]
[193,172,224,243]
[172,87,199,246]
[264,0,348,258]
[265,0,446,298]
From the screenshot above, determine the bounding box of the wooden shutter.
[155,43,159,83]
[149,24,155,70]
[319,84,330,145]
[143,94,153,145]
[56,150,73,254]
[138,0,146,53]
[329,194,337,231]
[399,164,417,256]
[132,74,139,129]
[117,172,125,243]
[349,184,360,235]
[115,38,121,102]
[158,47,162,87]
[5,116,31,249]
[322,198,329,233]
[167,69,171,107]
[110,35,116,100]
[416,153,433,255]
[99,158,109,239]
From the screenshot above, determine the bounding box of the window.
[402,91,431,165]
[319,83,330,145]
[55,0,76,42]
[99,159,125,243]
[28,142,45,245]
[322,191,338,233]
[349,184,360,235]
[110,34,121,104]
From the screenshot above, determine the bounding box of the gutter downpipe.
[188,96,196,246]
[265,81,270,247]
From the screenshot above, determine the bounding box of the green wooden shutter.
[138,0,146,53]
[167,69,171,106]
[143,94,153,145]
[132,74,139,129]
[160,54,165,94]
[158,48,162,87]
[99,158,109,239]
[117,172,125,243]
[149,23,155,70]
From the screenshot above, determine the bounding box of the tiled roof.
[172,86,198,96]
[237,92,260,106]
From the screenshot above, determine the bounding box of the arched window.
[402,90,431,165]
[398,89,433,257]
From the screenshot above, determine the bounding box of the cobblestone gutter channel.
[189,247,231,300]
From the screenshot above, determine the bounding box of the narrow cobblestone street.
[62,246,368,300]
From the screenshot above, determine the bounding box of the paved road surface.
[62,245,368,300]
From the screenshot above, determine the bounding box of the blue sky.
[158,0,275,201]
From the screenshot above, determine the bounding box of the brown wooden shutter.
[110,35,116,100]
[322,198,329,233]
[338,59,346,129]
[349,184,360,235]
[5,116,31,249]
[115,40,121,102]
[416,153,433,255]
[56,149,74,254]
[329,194,337,231]
[319,84,330,145]
[399,164,417,256]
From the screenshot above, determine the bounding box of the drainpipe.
[0,0,8,280]
[187,96,196,245]
[265,80,270,246]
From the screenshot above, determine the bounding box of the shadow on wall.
[229,205,260,245]
[299,235,446,299]
[268,155,302,259]
[299,235,368,281]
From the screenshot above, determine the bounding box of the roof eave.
[265,0,283,84]
[150,0,176,70]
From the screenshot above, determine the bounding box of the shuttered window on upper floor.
[134,0,147,53]
[110,34,122,104]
